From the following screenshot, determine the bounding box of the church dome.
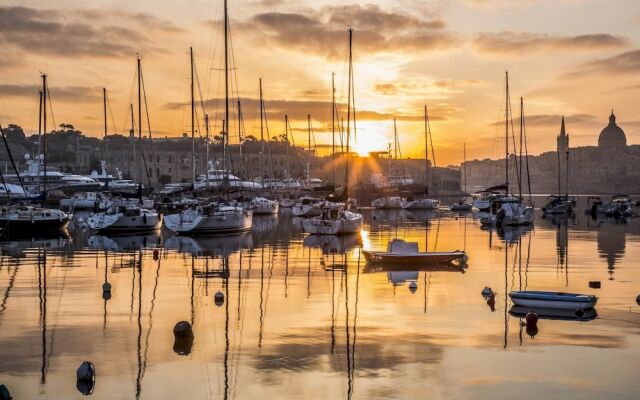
[598,111,626,148]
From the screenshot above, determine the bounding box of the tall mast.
[259,78,265,179]
[38,90,42,192]
[284,114,290,180]
[190,47,196,187]
[223,0,229,175]
[237,100,244,179]
[519,97,523,199]
[42,74,47,194]
[463,142,467,195]
[130,103,135,180]
[331,72,336,184]
[345,27,353,196]
[565,140,569,199]
[103,88,108,155]
[424,105,429,192]
[504,71,509,191]
[205,113,210,189]
[307,114,311,185]
[137,54,142,183]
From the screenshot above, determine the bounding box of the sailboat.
[303,29,363,235]
[450,142,473,211]
[402,107,440,210]
[88,57,160,232]
[0,75,71,236]
[542,117,575,215]
[163,4,252,235]
[372,120,408,209]
[481,74,533,227]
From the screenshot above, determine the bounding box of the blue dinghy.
[509,291,597,310]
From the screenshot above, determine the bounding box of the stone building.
[464,112,640,195]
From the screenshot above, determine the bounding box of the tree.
[3,124,26,142]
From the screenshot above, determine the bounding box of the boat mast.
[259,78,265,180]
[565,143,569,199]
[37,89,42,192]
[223,0,229,177]
[137,54,142,184]
[307,114,311,185]
[129,103,135,180]
[205,113,210,189]
[424,105,429,193]
[519,97,523,199]
[332,72,336,185]
[504,71,509,192]
[190,47,196,188]
[103,88,108,155]
[42,74,47,195]
[345,27,353,197]
[463,142,467,195]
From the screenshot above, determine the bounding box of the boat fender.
[636,294,640,306]
[481,287,494,299]
[525,311,538,327]
[575,309,585,318]
[408,281,418,293]
[173,321,194,356]
[0,384,11,400]
[461,254,469,263]
[76,361,96,395]
[214,291,225,307]
[102,282,112,293]
[153,249,159,261]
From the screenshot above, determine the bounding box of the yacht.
[250,197,279,215]
[193,163,262,191]
[0,183,28,199]
[60,192,103,209]
[371,196,405,209]
[480,195,534,227]
[87,206,161,232]
[542,195,575,215]
[472,191,498,211]
[401,197,439,210]
[603,194,636,217]
[302,206,363,235]
[163,203,253,234]
[292,196,324,217]
[0,205,70,234]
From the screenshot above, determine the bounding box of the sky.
[0,0,639,166]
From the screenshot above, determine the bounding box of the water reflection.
[0,212,638,399]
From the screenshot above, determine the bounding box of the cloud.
[164,97,451,125]
[373,79,483,96]
[488,113,598,128]
[240,4,459,59]
[564,49,640,77]
[473,32,628,55]
[0,6,184,58]
[0,84,100,102]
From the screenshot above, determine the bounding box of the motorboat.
[509,305,597,321]
[60,192,103,209]
[292,196,323,217]
[480,195,533,227]
[401,197,439,210]
[87,206,161,233]
[603,194,635,217]
[250,197,279,215]
[0,205,70,234]
[302,206,363,235]
[473,191,498,211]
[449,200,473,211]
[363,239,468,266]
[5,154,100,192]
[542,195,575,215]
[193,163,262,191]
[371,196,404,209]
[163,203,253,235]
[509,291,597,310]
[0,183,28,199]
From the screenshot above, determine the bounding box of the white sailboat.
[250,197,279,215]
[164,204,252,234]
[87,206,160,232]
[303,206,362,235]
[372,196,404,209]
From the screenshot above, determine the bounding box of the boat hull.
[509,291,597,310]
[164,210,253,235]
[402,198,439,210]
[363,250,467,265]
[87,213,161,233]
[302,215,363,235]
[0,217,70,235]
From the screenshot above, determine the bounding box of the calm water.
[0,207,639,399]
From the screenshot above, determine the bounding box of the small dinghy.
[363,239,468,266]
[509,291,597,310]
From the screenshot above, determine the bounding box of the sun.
[351,121,390,156]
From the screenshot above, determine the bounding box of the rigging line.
[425,107,437,167]
[140,67,157,184]
[44,82,57,132]
[106,96,119,135]
[507,85,521,193]
[0,124,26,193]
[523,101,532,203]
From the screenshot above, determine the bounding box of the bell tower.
[557,116,569,154]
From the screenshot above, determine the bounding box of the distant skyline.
[0,0,638,165]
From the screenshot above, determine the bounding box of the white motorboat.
[449,201,473,211]
[250,197,279,215]
[0,183,28,199]
[0,205,70,235]
[60,192,102,209]
[97,194,154,210]
[363,239,468,266]
[292,196,323,217]
[87,206,161,233]
[472,191,497,211]
[193,163,262,191]
[371,196,405,209]
[509,291,598,310]
[480,195,533,227]
[163,203,253,235]
[401,197,439,210]
[302,206,363,235]
[542,195,575,215]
